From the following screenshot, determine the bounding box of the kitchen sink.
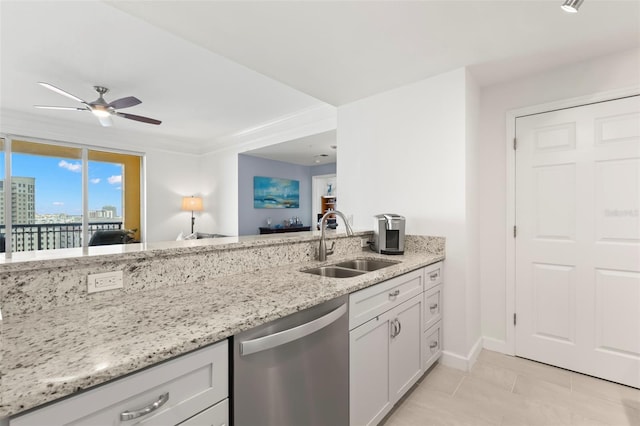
[334,258,400,272]
[303,266,365,278]
[302,258,400,278]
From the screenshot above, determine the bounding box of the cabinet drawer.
[349,268,423,330]
[423,321,442,371]
[12,340,229,426]
[178,398,228,426]
[424,262,443,290]
[424,284,443,330]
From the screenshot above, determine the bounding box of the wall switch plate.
[87,271,123,294]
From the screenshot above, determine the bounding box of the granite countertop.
[0,250,443,418]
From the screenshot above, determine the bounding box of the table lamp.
[182,196,203,234]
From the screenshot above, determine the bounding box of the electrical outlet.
[87,271,123,294]
[361,238,369,248]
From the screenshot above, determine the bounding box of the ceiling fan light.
[561,0,584,13]
[91,107,111,118]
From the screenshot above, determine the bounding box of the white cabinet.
[178,398,228,426]
[423,262,443,371]
[389,295,423,403]
[11,340,229,426]
[349,269,425,426]
[349,307,393,426]
[349,262,445,426]
[349,269,423,330]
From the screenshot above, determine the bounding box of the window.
[11,140,82,251]
[89,150,142,242]
[0,137,142,255]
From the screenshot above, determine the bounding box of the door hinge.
[513,313,517,326]
[513,225,517,238]
[513,137,517,150]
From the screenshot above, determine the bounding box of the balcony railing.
[0,222,122,252]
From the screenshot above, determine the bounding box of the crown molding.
[0,109,204,156]
[202,103,337,155]
[1,103,337,157]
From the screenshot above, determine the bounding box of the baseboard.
[468,337,482,368]
[440,337,483,372]
[482,337,513,355]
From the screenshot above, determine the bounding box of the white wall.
[144,149,201,241]
[464,69,481,355]
[478,48,640,351]
[338,68,482,366]
[199,147,240,237]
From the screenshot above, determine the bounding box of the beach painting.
[253,176,300,208]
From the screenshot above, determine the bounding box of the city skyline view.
[10,154,123,217]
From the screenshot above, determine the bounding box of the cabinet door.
[178,399,228,426]
[349,310,393,426]
[389,295,423,402]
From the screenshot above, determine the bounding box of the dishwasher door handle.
[240,303,347,356]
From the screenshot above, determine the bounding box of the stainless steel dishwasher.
[233,294,349,426]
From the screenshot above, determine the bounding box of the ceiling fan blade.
[108,96,141,110]
[116,112,161,125]
[98,115,113,127]
[38,82,86,104]
[34,105,87,111]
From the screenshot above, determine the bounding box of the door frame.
[311,173,336,227]
[504,86,640,355]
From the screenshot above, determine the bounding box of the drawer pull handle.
[430,303,439,311]
[430,341,438,349]
[389,289,400,298]
[430,272,439,280]
[390,318,402,338]
[120,392,169,421]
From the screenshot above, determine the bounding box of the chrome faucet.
[318,210,354,261]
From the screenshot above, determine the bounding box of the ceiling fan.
[35,82,161,127]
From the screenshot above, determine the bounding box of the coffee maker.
[372,214,405,255]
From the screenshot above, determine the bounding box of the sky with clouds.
[5,153,123,216]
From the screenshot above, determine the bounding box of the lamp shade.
[182,196,203,211]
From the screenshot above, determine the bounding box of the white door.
[515,95,640,388]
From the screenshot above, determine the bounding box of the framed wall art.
[253,176,300,208]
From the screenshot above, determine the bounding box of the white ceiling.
[1,0,639,157]
[243,130,337,166]
[108,0,640,105]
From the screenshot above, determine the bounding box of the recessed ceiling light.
[561,0,584,13]
[313,154,329,163]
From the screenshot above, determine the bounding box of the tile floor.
[382,350,640,426]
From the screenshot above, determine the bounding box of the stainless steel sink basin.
[334,258,400,272]
[302,266,365,278]
[302,258,400,278]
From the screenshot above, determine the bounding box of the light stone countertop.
[0,243,443,418]
[0,230,372,272]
